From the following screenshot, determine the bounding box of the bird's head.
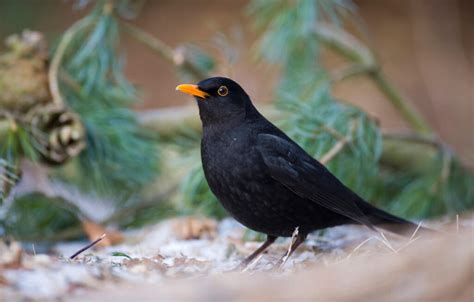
[176,77,257,126]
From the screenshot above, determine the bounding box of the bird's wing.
[256,133,374,228]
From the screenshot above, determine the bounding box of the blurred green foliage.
[376,155,474,219]
[57,2,159,198]
[0,124,37,204]
[1,193,80,241]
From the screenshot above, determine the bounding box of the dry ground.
[1,216,473,301]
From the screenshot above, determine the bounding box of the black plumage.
[176,77,424,267]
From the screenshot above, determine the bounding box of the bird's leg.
[238,235,277,270]
[277,232,307,268]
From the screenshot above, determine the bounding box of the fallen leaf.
[0,240,23,269]
[81,220,124,247]
[171,216,217,240]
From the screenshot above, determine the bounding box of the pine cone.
[28,105,86,165]
[0,159,20,203]
[0,31,50,112]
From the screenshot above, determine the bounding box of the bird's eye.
[217,85,228,96]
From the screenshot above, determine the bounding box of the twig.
[344,226,424,263]
[395,236,421,253]
[438,149,453,185]
[377,231,398,254]
[392,222,425,254]
[0,119,10,143]
[345,236,377,260]
[319,125,347,141]
[382,132,441,148]
[320,138,348,165]
[0,111,18,141]
[456,214,459,233]
[319,118,358,165]
[121,22,208,80]
[409,221,424,242]
[59,70,82,93]
[316,22,433,135]
[69,233,106,260]
[342,234,399,263]
[315,22,374,66]
[330,64,375,83]
[370,72,432,135]
[0,173,18,186]
[49,16,93,106]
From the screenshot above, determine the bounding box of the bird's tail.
[359,202,432,236]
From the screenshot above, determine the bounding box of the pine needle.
[69,233,107,260]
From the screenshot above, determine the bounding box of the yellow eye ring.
[217,85,228,96]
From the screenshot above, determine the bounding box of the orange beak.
[175,84,209,99]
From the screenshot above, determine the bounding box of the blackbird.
[176,77,425,267]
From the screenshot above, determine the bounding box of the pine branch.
[315,22,375,66]
[121,22,209,80]
[330,64,374,82]
[53,1,160,196]
[320,117,358,164]
[381,135,439,172]
[370,72,433,135]
[382,132,444,149]
[315,22,433,135]
[49,16,93,106]
[0,119,9,142]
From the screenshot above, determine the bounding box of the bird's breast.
[201,128,267,197]
[202,131,261,183]
[201,129,292,231]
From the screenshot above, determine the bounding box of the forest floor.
[1,215,473,301]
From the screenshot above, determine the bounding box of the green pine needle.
[57,2,160,198]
